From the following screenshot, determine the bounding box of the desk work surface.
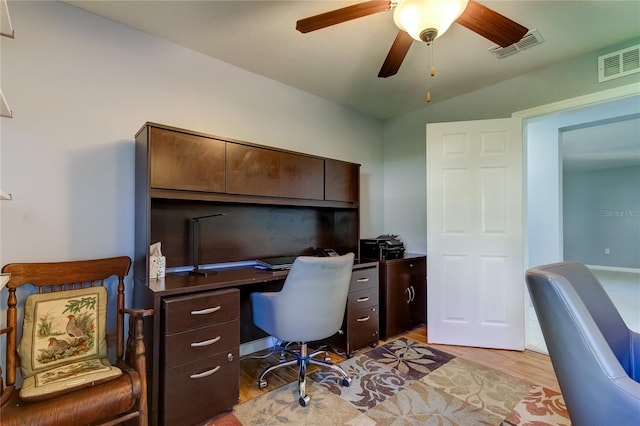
[147,265,288,294]
[146,259,377,296]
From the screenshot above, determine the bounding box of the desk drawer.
[347,305,379,351]
[163,288,239,334]
[350,266,377,292]
[164,319,240,367]
[163,349,239,426]
[348,287,378,311]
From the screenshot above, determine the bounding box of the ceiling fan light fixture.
[393,0,469,42]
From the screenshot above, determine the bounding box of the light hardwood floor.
[238,325,560,405]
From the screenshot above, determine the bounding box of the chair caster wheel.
[299,395,310,407]
[258,379,268,389]
[342,377,352,387]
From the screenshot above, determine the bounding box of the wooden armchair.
[0,256,154,426]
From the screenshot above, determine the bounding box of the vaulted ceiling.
[65,1,640,120]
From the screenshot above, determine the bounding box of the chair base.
[257,342,351,406]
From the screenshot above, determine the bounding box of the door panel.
[427,118,524,350]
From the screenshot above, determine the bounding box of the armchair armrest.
[121,308,154,365]
[120,307,154,419]
[121,307,155,318]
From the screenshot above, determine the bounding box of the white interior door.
[427,118,524,350]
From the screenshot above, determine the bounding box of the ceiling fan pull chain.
[429,41,436,77]
[426,41,435,102]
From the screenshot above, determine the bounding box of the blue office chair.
[526,262,640,426]
[250,253,354,406]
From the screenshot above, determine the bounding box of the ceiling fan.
[296,0,528,78]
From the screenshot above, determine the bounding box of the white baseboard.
[586,264,640,274]
[240,337,273,356]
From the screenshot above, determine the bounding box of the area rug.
[214,337,570,426]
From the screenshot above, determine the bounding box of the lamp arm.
[191,213,226,275]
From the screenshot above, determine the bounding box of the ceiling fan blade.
[456,0,528,48]
[378,30,413,78]
[296,1,392,33]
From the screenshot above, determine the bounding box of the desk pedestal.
[135,262,378,424]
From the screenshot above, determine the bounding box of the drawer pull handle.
[191,336,221,347]
[356,278,370,283]
[191,306,221,315]
[356,297,369,302]
[190,365,220,379]
[357,316,370,322]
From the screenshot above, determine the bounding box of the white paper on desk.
[149,242,166,278]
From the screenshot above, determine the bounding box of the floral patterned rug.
[211,337,570,425]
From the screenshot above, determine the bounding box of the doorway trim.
[513,83,640,121]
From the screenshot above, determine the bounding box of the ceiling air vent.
[598,44,640,82]
[488,29,544,59]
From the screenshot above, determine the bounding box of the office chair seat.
[251,253,354,406]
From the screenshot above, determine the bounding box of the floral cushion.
[19,358,122,402]
[18,286,121,400]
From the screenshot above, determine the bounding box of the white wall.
[0,1,384,268]
[383,37,640,255]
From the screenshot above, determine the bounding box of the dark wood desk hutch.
[133,123,377,425]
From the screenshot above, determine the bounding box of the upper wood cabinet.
[150,127,225,192]
[137,122,359,208]
[325,159,360,203]
[226,143,324,200]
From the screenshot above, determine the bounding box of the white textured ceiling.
[562,115,640,171]
[64,0,640,120]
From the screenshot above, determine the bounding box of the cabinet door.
[150,127,225,192]
[384,261,412,338]
[325,159,359,202]
[408,257,427,328]
[226,143,324,199]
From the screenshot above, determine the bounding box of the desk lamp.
[190,213,226,276]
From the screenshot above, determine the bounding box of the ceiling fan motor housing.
[419,28,438,44]
[393,0,469,42]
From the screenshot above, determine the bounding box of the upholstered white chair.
[526,262,640,426]
[251,253,354,406]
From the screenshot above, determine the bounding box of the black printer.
[360,235,405,260]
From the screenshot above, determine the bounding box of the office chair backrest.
[526,262,640,426]
[533,262,634,376]
[275,253,354,342]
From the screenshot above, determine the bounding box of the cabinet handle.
[356,316,370,322]
[410,286,415,302]
[405,288,411,303]
[191,305,221,315]
[191,336,221,347]
[356,296,369,302]
[356,277,370,283]
[190,365,220,379]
